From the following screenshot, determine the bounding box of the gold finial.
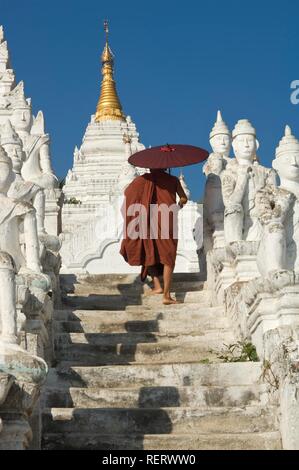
[95,21,125,122]
[104,19,108,39]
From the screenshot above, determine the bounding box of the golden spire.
[95,21,125,122]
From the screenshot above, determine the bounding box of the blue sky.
[1,0,298,200]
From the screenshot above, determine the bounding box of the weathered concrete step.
[125,303,221,316]
[46,362,264,389]
[72,281,204,296]
[144,281,204,293]
[63,290,210,310]
[171,272,204,282]
[54,330,234,347]
[43,384,268,409]
[54,309,127,321]
[54,339,222,365]
[43,430,281,450]
[61,272,202,289]
[62,295,130,311]
[69,287,143,296]
[0,416,32,450]
[42,431,282,450]
[54,305,223,323]
[142,290,211,305]
[60,274,140,293]
[125,290,213,312]
[54,317,230,334]
[42,406,277,435]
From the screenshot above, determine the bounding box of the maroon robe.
[120,170,184,279]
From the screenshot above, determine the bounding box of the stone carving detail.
[256,126,299,276]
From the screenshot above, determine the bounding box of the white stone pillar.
[0,259,17,344]
[44,188,62,235]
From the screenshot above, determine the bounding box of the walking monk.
[120,169,188,305]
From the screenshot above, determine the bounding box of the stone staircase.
[41,274,282,450]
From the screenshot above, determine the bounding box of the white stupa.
[61,24,201,274]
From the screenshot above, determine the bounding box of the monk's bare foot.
[163,296,182,305]
[145,288,163,296]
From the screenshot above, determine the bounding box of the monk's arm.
[176,179,188,208]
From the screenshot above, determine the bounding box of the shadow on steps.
[42,387,180,450]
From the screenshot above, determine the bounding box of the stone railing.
[0,24,62,449]
[205,222,299,450]
[203,115,299,450]
[223,270,299,449]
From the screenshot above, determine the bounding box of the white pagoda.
[61,25,201,274]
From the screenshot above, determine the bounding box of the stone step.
[171,272,204,282]
[125,290,212,309]
[69,286,144,297]
[46,362,264,389]
[54,305,223,323]
[43,384,268,409]
[144,281,204,293]
[71,280,204,296]
[125,303,219,316]
[0,416,32,450]
[60,274,140,292]
[42,406,277,435]
[54,330,234,347]
[142,290,210,305]
[54,338,222,365]
[42,431,282,450]
[53,316,230,334]
[63,290,210,310]
[61,272,203,289]
[62,295,130,311]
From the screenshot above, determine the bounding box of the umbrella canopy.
[128,144,209,169]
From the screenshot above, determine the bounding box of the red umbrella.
[128,144,209,169]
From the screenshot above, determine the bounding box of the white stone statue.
[204,110,231,178]
[221,119,276,244]
[179,172,191,200]
[256,126,299,276]
[0,145,38,344]
[10,96,58,190]
[0,120,47,236]
[203,110,231,249]
[9,98,58,235]
[0,144,41,275]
